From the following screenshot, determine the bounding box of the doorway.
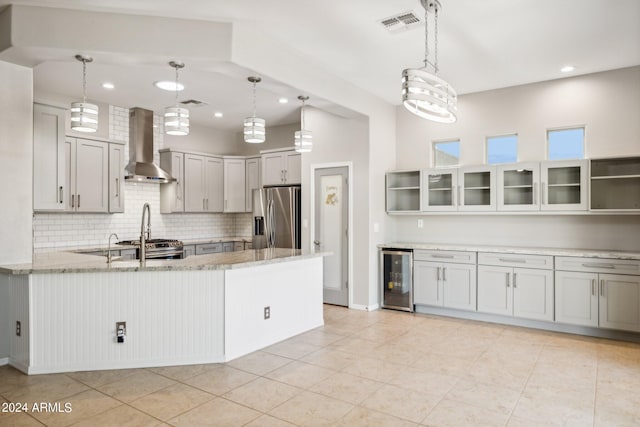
[312,164,351,307]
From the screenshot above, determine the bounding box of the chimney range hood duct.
[125,107,175,183]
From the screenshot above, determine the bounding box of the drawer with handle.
[195,243,223,255]
[414,249,476,264]
[555,256,640,275]
[478,252,553,270]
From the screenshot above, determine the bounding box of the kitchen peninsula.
[0,249,325,375]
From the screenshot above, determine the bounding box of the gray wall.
[393,67,640,252]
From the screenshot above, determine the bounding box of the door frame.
[310,162,353,308]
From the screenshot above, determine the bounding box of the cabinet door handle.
[506,272,510,287]
[432,254,455,259]
[115,178,119,197]
[513,273,517,288]
[71,194,75,208]
[281,170,284,183]
[176,181,181,201]
[442,267,447,282]
[600,279,604,297]
[77,194,80,208]
[436,266,441,281]
[59,186,63,204]
[203,198,205,210]
[591,279,596,296]
[582,262,615,269]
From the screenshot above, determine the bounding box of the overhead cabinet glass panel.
[459,166,496,211]
[422,168,458,211]
[541,159,588,211]
[497,162,540,211]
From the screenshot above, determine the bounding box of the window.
[548,127,585,160]
[486,134,518,164]
[433,140,460,167]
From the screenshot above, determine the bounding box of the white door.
[477,265,512,315]
[33,104,66,211]
[314,167,349,306]
[75,139,109,212]
[413,261,442,306]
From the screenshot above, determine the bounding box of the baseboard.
[0,357,8,366]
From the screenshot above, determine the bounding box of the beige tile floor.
[1,304,640,426]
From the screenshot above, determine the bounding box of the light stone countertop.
[0,248,327,275]
[379,242,640,261]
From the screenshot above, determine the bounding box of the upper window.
[433,140,460,167]
[547,127,585,160]
[486,134,518,164]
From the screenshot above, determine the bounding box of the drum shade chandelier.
[294,96,312,153]
[244,76,266,143]
[70,55,99,133]
[164,61,190,136]
[402,0,457,123]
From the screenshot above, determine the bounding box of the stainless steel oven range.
[116,239,184,260]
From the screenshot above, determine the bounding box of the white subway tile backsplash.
[33,106,251,250]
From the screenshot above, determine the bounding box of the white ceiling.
[3,0,640,130]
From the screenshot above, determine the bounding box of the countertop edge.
[378,243,640,261]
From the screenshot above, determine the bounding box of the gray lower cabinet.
[413,250,477,311]
[119,249,136,260]
[222,242,234,252]
[183,245,195,257]
[555,256,640,332]
[476,253,554,322]
[195,243,223,255]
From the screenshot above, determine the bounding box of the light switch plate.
[417,219,424,228]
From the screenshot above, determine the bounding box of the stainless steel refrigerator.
[252,186,301,249]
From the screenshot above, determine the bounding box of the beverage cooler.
[380,248,413,312]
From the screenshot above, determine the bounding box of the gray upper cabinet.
[108,143,125,213]
[184,153,223,213]
[261,149,301,186]
[160,150,185,213]
[223,157,246,213]
[590,156,640,211]
[33,103,65,211]
[65,137,109,213]
[245,156,261,212]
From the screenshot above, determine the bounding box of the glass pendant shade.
[244,76,265,143]
[164,106,189,136]
[294,130,312,153]
[164,61,189,136]
[402,0,457,123]
[244,117,266,143]
[402,68,457,123]
[70,55,98,133]
[70,101,98,132]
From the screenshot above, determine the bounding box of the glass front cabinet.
[459,166,497,212]
[421,168,458,212]
[540,159,588,211]
[497,162,540,211]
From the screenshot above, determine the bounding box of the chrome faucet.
[140,202,151,266]
[107,233,119,265]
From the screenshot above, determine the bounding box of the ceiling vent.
[379,11,422,34]
[180,99,208,107]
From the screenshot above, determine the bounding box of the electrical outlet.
[16,321,21,337]
[116,321,126,343]
[417,219,424,228]
[264,306,270,320]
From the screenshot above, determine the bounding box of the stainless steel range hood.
[125,107,175,183]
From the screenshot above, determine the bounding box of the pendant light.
[402,0,457,123]
[294,96,312,153]
[164,61,189,136]
[70,55,98,133]
[244,76,266,143]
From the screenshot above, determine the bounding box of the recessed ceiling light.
[560,65,575,73]
[214,112,223,118]
[278,97,289,104]
[154,80,185,91]
[102,82,115,90]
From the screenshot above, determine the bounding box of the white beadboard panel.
[7,274,30,373]
[0,274,9,359]
[28,270,224,374]
[224,257,324,360]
